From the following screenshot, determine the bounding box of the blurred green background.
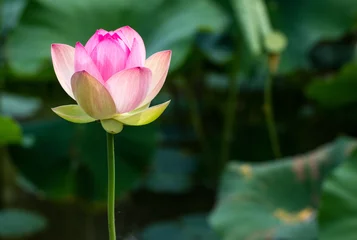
[1,0,357,239]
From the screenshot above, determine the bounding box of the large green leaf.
[305,61,357,108]
[1,92,42,118]
[318,148,357,240]
[209,137,356,240]
[6,0,227,78]
[0,209,47,238]
[270,0,357,73]
[8,119,157,203]
[1,0,27,32]
[0,116,22,145]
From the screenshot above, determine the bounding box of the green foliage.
[270,0,357,72]
[5,0,227,78]
[209,137,356,240]
[228,0,274,69]
[231,0,272,57]
[8,119,157,202]
[0,209,47,238]
[1,93,42,118]
[5,0,357,78]
[306,62,357,108]
[210,0,357,72]
[145,148,197,193]
[318,149,357,240]
[139,214,219,240]
[1,0,27,32]
[0,116,22,145]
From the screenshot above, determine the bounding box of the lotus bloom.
[51,26,171,133]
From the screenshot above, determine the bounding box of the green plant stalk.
[177,76,208,157]
[106,133,116,240]
[264,74,282,159]
[0,26,6,209]
[220,68,240,168]
[0,147,4,209]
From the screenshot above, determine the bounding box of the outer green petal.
[130,102,150,114]
[113,100,170,126]
[52,104,96,123]
[71,71,116,119]
[100,119,123,134]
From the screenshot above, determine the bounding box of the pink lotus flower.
[51,26,171,133]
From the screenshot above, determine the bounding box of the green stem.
[220,69,240,169]
[264,74,282,159]
[0,24,6,209]
[176,76,208,156]
[0,147,5,209]
[106,133,116,240]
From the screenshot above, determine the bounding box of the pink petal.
[115,26,146,62]
[97,29,109,35]
[125,38,145,69]
[115,37,130,56]
[139,50,172,107]
[74,42,103,83]
[106,67,151,113]
[105,32,130,57]
[84,29,108,54]
[90,38,128,82]
[51,44,75,99]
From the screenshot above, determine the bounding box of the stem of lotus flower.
[220,67,240,170]
[106,133,116,240]
[264,73,282,159]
